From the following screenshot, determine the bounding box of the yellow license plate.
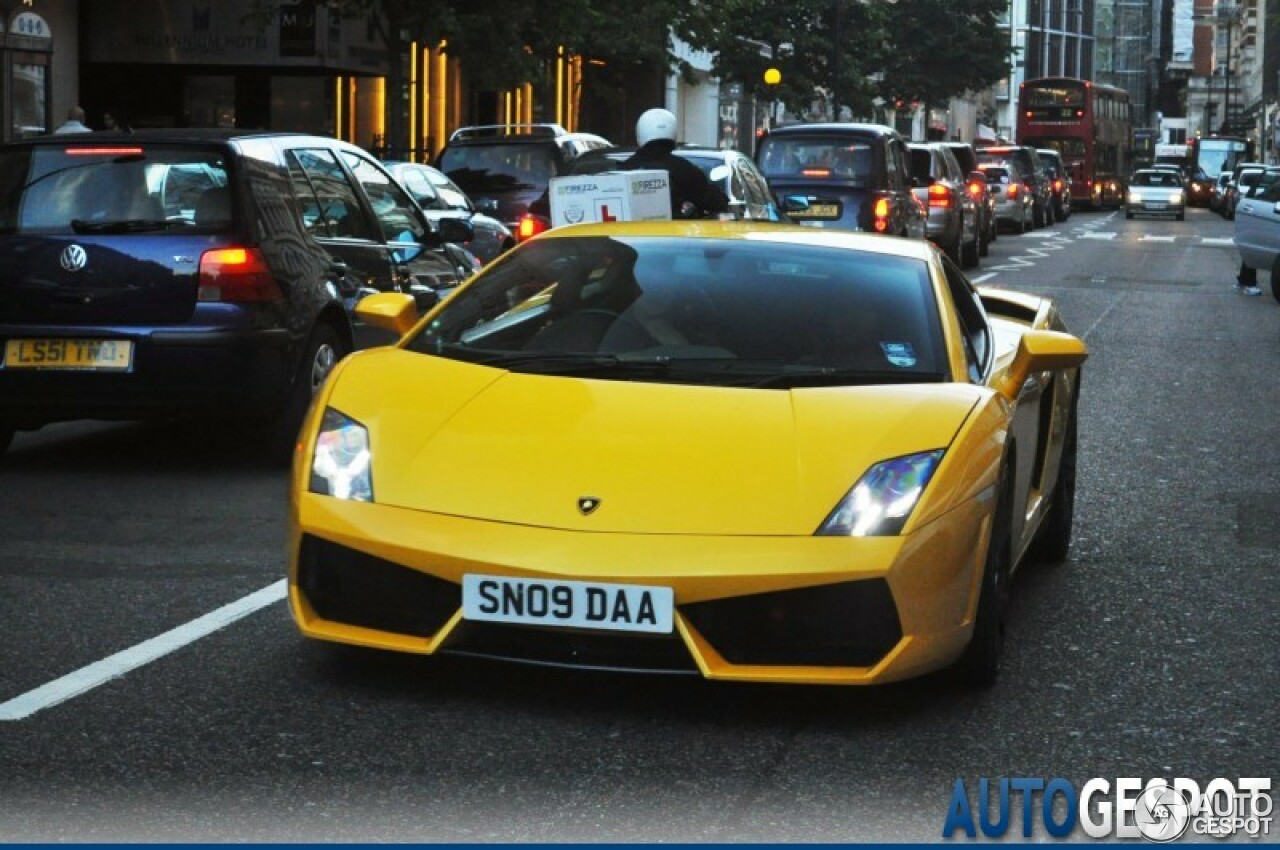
[4,338,134,371]
[791,203,840,219]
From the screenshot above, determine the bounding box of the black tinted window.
[757,137,875,182]
[286,148,375,240]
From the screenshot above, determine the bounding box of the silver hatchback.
[1125,169,1185,220]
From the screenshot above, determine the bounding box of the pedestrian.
[1236,260,1263,296]
[53,106,91,135]
[618,108,729,218]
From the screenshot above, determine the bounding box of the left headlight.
[1169,191,1184,204]
[1128,191,1142,204]
[815,450,944,537]
[309,407,373,502]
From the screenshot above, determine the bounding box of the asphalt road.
[1,206,1276,842]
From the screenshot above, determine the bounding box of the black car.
[754,123,925,240]
[435,123,612,240]
[0,130,473,457]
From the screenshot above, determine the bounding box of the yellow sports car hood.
[326,350,985,536]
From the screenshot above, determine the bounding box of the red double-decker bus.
[1017,77,1132,209]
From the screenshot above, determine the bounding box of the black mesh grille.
[682,579,902,668]
[297,535,460,638]
[443,621,699,674]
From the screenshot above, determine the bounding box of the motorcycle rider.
[619,108,729,218]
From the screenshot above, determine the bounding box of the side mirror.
[475,198,500,214]
[997,330,1088,402]
[436,217,475,244]
[355,291,420,338]
[782,195,811,213]
[408,283,440,313]
[709,164,732,182]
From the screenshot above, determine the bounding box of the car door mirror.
[407,283,440,313]
[354,291,420,337]
[997,330,1089,403]
[435,217,474,244]
[782,195,811,213]
[709,164,732,182]
[475,197,499,214]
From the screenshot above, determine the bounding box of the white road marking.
[1022,231,1062,238]
[1139,235,1177,242]
[0,580,287,722]
[1201,237,1236,246]
[1080,232,1118,240]
[970,272,997,284]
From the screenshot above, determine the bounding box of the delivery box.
[548,169,672,227]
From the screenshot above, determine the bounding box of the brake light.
[802,168,832,177]
[1053,179,1064,191]
[198,247,281,303]
[1007,183,1021,199]
[927,184,951,208]
[967,181,984,198]
[873,197,890,232]
[517,215,549,241]
[65,147,144,156]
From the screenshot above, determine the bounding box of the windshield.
[1131,172,1181,187]
[1022,82,1086,107]
[1196,140,1250,179]
[407,236,947,389]
[0,145,232,235]
[438,143,555,194]
[757,137,874,184]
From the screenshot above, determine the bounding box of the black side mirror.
[475,198,499,214]
[436,217,475,244]
[408,283,440,312]
[782,195,811,213]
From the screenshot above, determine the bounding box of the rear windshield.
[980,165,1011,182]
[407,235,946,388]
[438,143,556,194]
[0,144,232,235]
[757,137,875,184]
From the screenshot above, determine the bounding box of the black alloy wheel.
[952,454,1015,687]
[270,322,350,458]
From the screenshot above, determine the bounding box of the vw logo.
[577,497,601,516]
[60,244,88,272]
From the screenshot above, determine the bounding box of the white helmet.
[636,108,677,147]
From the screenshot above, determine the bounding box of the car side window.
[940,256,991,383]
[342,152,429,244]
[286,148,376,241]
[400,168,446,210]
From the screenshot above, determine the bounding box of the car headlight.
[309,408,373,502]
[815,450,944,537]
[1170,191,1184,204]
[1128,191,1142,204]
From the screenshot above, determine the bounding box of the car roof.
[539,219,939,262]
[765,122,902,140]
[11,128,320,145]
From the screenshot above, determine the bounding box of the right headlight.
[815,450,945,537]
[309,407,373,502]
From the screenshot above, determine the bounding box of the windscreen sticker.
[880,341,917,368]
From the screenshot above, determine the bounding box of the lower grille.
[442,621,699,674]
[682,579,902,668]
[297,535,460,638]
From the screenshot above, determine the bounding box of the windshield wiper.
[70,218,174,234]
[745,367,947,389]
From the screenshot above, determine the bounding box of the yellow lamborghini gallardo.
[288,221,1086,686]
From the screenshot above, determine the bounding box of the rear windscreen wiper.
[70,219,174,234]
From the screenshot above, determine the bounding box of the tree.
[877,0,1013,129]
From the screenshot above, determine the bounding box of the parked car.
[1187,168,1217,207]
[978,162,1034,234]
[1222,163,1267,221]
[435,123,612,240]
[385,160,514,264]
[567,145,785,222]
[0,130,474,457]
[1036,148,1073,221]
[1234,165,1280,301]
[975,144,1054,228]
[907,142,981,268]
[1125,168,1185,220]
[941,141,997,255]
[754,123,926,240]
[290,220,1087,687]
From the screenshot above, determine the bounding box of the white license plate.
[462,574,674,634]
[1147,202,1167,210]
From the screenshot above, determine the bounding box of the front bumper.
[288,493,991,685]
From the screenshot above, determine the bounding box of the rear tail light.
[873,197,890,233]
[802,168,832,177]
[1007,183,1021,199]
[198,247,281,303]
[517,215,549,242]
[966,181,984,198]
[927,184,951,208]
[1053,179,1064,192]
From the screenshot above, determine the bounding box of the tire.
[961,223,980,269]
[952,456,1014,688]
[1125,210,1134,220]
[270,322,349,457]
[1020,208,1030,234]
[0,422,13,459]
[1033,380,1079,564]
[945,228,963,264]
[1176,212,1185,222]
[1272,274,1280,303]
